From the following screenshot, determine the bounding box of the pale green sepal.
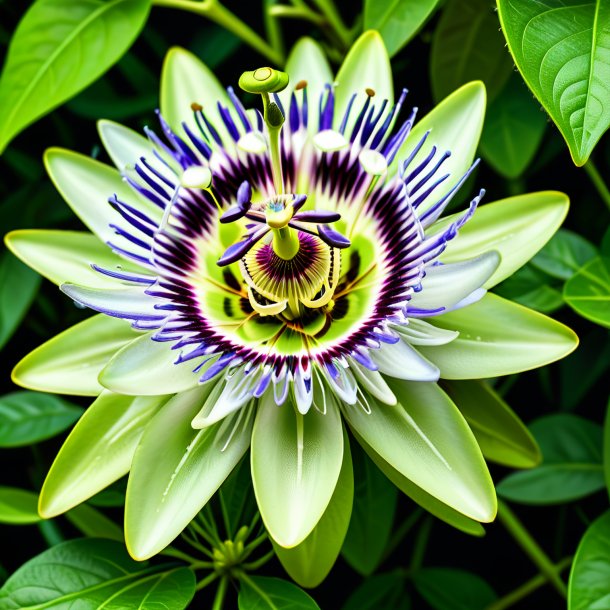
[125,387,253,560]
[419,294,579,379]
[392,318,458,346]
[273,428,353,588]
[278,37,333,132]
[334,31,393,131]
[99,333,202,396]
[39,391,169,518]
[342,381,496,522]
[442,380,541,469]
[97,120,154,172]
[357,434,485,536]
[252,391,344,548]
[391,81,486,208]
[12,315,136,396]
[44,148,160,243]
[5,230,149,288]
[439,192,569,288]
[161,47,231,143]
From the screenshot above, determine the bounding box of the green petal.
[97,120,154,172]
[419,294,579,378]
[125,387,252,560]
[334,31,392,129]
[251,392,344,547]
[442,380,541,468]
[39,391,169,517]
[44,148,160,243]
[439,191,569,287]
[99,333,201,396]
[5,230,146,287]
[13,315,136,396]
[278,37,333,132]
[342,381,496,522]
[160,47,230,142]
[273,429,353,588]
[391,81,486,207]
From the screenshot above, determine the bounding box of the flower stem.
[584,159,610,212]
[497,500,567,598]
[269,4,326,27]
[310,0,352,49]
[151,0,284,65]
[212,576,229,610]
[485,556,572,610]
[197,572,219,592]
[263,0,285,62]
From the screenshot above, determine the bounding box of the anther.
[296,80,308,91]
[190,102,203,112]
[365,88,376,97]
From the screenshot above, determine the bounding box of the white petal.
[392,319,459,346]
[349,359,397,405]
[313,129,349,152]
[371,340,440,381]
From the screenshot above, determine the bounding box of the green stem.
[497,501,567,598]
[243,549,275,571]
[382,508,423,562]
[151,0,284,65]
[212,576,229,610]
[310,0,352,49]
[160,547,200,564]
[485,557,572,610]
[196,572,219,592]
[584,159,610,213]
[263,0,285,63]
[37,519,65,547]
[409,516,433,571]
[269,4,326,27]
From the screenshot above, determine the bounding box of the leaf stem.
[212,576,229,610]
[497,500,567,598]
[196,571,220,591]
[310,0,352,49]
[584,159,610,213]
[269,4,326,27]
[382,508,423,562]
[151,0,284,65]
[409,515,433,571]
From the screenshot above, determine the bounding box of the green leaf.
[126,387,252,560]
[40,391,168,517]
[431,0,512,103]
[273,431,353,588]
[0,391,82,447]
[66,504,123,541]
[0,0,151,153]
[252,393,344,548]
[342,572,409,610]
[341,443,398,575]
[479,75,548,178]
[364,0,441,57]
[412,568,497,610]
[564,257,610,328]
[443,381,541,469]
[568,510,610,610]
[440,191,569,288]
[0,487,40,525]
[0,251,40,350]
[497,0,610,165]
[497,415,605,505]
[238,576,320,610]
[532,229,598,280]
[218,457,256,538]
[495,265,564,314]
[605,399,610,499]
[0,538,195,609]
[419,294,578,379]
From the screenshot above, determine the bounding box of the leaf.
[66,504,123,541]
[412,568,497,610]
[0,251,40,350]
[497,0,610,165]
[497,414,605,504]
[0,0,151,153]
[342,572,409,610]
[605,398,610,499]
[238,576,320,610]
[0,538,195,609]
[442,380,541,468]
[532,229,598,280]
[0,487,40,525]
[431,0,512,102]
[341,443,398,575]
[0,391,83,447]
[218,457,256,538]
[364,0,441,57]
[568,510,610,610]
[479,74,548,178]
[564,257,610,328]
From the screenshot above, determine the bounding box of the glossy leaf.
[341,443,398,575]
[495,265,564,314]
[497,0,610,165]
[0,487,40,525]
[0,0,151,153]
[0,539,195,609]
[443,381,541,468]
[419,294,578,379]
[479,75,548,178]
[238,576,320,610]
[65,504,123,541]
[497,415,605,504]
[532,229,598,280]
[564,257,610,328]
[365,0,441,57]
[569,510,610,610]
[342,572,409,610]
[431,0,512,102]
[0,252,40,350]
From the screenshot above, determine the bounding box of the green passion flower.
[6,32,577,579]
